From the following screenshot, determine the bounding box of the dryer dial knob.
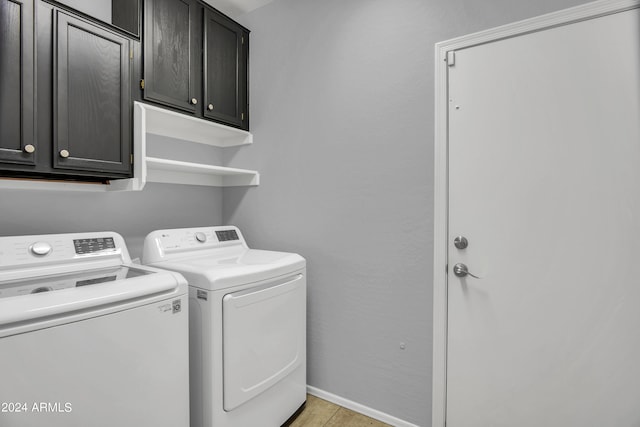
[195,232,207,243]
[30,242,52,256]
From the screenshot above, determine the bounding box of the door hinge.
[130,154,134,164]
[130,47,133,60]
[241,36,244,45]
[241,112,245,121]
[446,51,455,67]
[140,79,145,90]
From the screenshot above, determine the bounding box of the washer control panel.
[0,232,127,268]
[73,237,116,254]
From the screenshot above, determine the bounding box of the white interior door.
[447,7,640,427]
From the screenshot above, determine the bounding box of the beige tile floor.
[284,394,392,427]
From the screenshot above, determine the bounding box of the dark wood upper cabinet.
[0,0,36,166]
[53,11,132,175]
[203,8,248,130]
[143,0,201,113]
[0,1,133,181]
[142,0,249,130]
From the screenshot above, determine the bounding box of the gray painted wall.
[225,0,590,425]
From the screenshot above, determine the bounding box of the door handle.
[453,263,480,279]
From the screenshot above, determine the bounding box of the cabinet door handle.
[59,149,70,158]
[190,98,198,105]
[207,104,214,111]
[24,144,36,154]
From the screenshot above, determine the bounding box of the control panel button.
[195,232,207,243]
[30,242,52,256]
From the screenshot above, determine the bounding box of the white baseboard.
[306,386,420,427]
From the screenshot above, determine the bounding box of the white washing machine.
[0,231,190,427]
[142,226,306,427]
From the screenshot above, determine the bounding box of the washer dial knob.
[195,232,207,243]
[30,242,52,256]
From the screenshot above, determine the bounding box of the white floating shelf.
[139,101,253,147]
[145,157,259,187]
[108,102,259,191]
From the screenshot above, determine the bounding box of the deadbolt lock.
[454,236,468,249]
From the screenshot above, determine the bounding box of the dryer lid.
[147,248,305,291]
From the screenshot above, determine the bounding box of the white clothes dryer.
[142,226,306,427]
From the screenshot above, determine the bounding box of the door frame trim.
[432,1,640,425]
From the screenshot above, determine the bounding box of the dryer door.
[222,273,305,411]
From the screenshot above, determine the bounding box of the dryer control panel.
[215,229,239,242]
[142,226,248,263]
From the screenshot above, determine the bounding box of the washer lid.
[148,249,305,291]
[0,265,153,299]
[0,264,187,333]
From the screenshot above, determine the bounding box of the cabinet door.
[143,0,200,113]
[54,12,132,176]
[112,0,140,37]
[203,8,248,130]
[54,0,140,37]
[0,0,35,166]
